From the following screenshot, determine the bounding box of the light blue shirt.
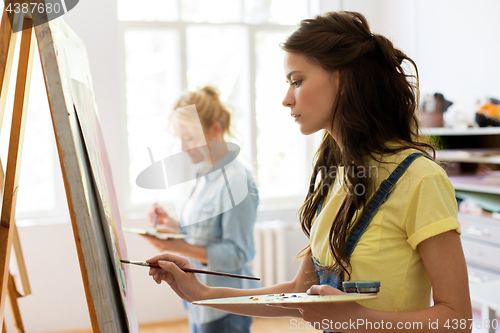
[180,151,261,324]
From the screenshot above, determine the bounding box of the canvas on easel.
[33,12,139,333]
[0,1,139,332]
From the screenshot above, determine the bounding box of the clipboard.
[122,227,187,240]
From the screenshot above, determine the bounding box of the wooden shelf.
[458,212,500,225]
[431,126,500,289]
[449,175,500,195]
[421,127,500,136]
[435,149,500,164]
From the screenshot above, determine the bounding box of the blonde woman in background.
[143,86,260,333]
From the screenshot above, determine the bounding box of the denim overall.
[312,152,431,333]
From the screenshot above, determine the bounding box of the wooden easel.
[1,156,31,332]
[0,3,34,332]
[0,2,138,332]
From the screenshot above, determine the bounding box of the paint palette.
[122,227,187,240]
[193,292,376,305]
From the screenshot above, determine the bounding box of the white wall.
[6,1,500,332]
[363,0,500,107]
[415,0,500,104]
[321,0,500,106]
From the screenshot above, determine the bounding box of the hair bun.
[172,85,232,139]
[201,86,220,98]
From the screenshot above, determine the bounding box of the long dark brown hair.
[282,11,435,280]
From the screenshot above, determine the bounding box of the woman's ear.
[331,70,342,95]
[212,122,223,135]
[206,122,223,141]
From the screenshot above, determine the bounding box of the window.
[124,29,182,206]
[0,36,67,224]
[119,0,321,212]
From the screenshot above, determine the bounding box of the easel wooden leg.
[0,3,21,332]
[7,274,23,333]
[9,227,30,298]
[0,15,34,330]
[0,0,20,122]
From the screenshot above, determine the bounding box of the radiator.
[252,220,308,287]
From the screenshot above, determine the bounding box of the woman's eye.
[292,80,301,87]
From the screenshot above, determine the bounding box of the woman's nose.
[282,89,294,108]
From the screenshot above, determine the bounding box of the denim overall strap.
[312,152,431,288]
[343,152,431,258]
[312,152,431,333]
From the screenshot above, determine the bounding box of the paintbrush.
[120,260,260,281]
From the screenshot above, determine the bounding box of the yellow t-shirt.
[310,148,461,312]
